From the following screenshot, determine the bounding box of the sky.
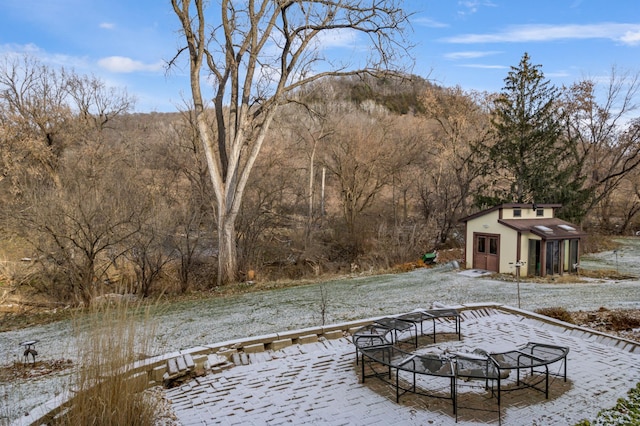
[0,0,639,112]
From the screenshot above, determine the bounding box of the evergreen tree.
[476,53,577,207]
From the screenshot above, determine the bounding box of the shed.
[460,204,586,277]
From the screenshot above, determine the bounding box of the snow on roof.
[499,218,586,239]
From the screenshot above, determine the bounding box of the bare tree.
[0,56,134,194]
[281,101,332,247]
[561,68,640,223]
[236,159,297,274]
[64,72,134,135]
[0,56,71,189]
[162,108,216,292]
[127,215,175,298]
[419,86,490,246]
[23,151,144,304]
[170,0,411,285]
[0,58,139,304]
[621,167,640,234]
[321,111,418,255]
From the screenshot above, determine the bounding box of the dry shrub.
[52,301,159,426]
[609,311,640,331]
[546,274,586,284]
[578,268,635,280]
[435,248,464,264]
[581,234,621,254]
[391,262,421,273]
[535,307,574,324]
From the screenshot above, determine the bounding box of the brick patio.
[163,306,640,425]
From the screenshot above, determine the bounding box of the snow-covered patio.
[163,305,639,425]
[4,238,640,425]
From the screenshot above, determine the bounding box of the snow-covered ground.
[2,238,640,423]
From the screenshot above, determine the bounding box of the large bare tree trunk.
[171,0,410,285]
[218,210,238,285]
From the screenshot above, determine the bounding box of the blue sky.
[1,0,639,112]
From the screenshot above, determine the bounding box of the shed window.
[513,208,521,217]
[489,238,498,255]
[535,225,553,233]
[536,208,544,217]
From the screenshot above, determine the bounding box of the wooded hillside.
[2,56,639,304]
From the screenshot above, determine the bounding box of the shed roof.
[459,203,562,223]
[498,217,586,240]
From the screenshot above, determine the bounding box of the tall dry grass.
[52,300,160,426]
[0,384,13,426]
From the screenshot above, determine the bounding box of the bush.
[609,311,640,331]
[581,234,621,254]
[535,307,574,324]
[576,382,640,425]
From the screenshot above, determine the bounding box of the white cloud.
[459,63,508,69]
[314,28,359,49]
[99,22,115,30]
[0,43,90,69]
[546,71,572,78]
[443,23,640,46]
[98,56,164,73]
[620,30,640,45]
[0,42,40,55]
[414,17,448,29]
[457,0,497,17]
[267,28,359,59]
[444,50,501,60]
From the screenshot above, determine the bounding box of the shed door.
[473,233,500,272]
[546,240,561,275]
